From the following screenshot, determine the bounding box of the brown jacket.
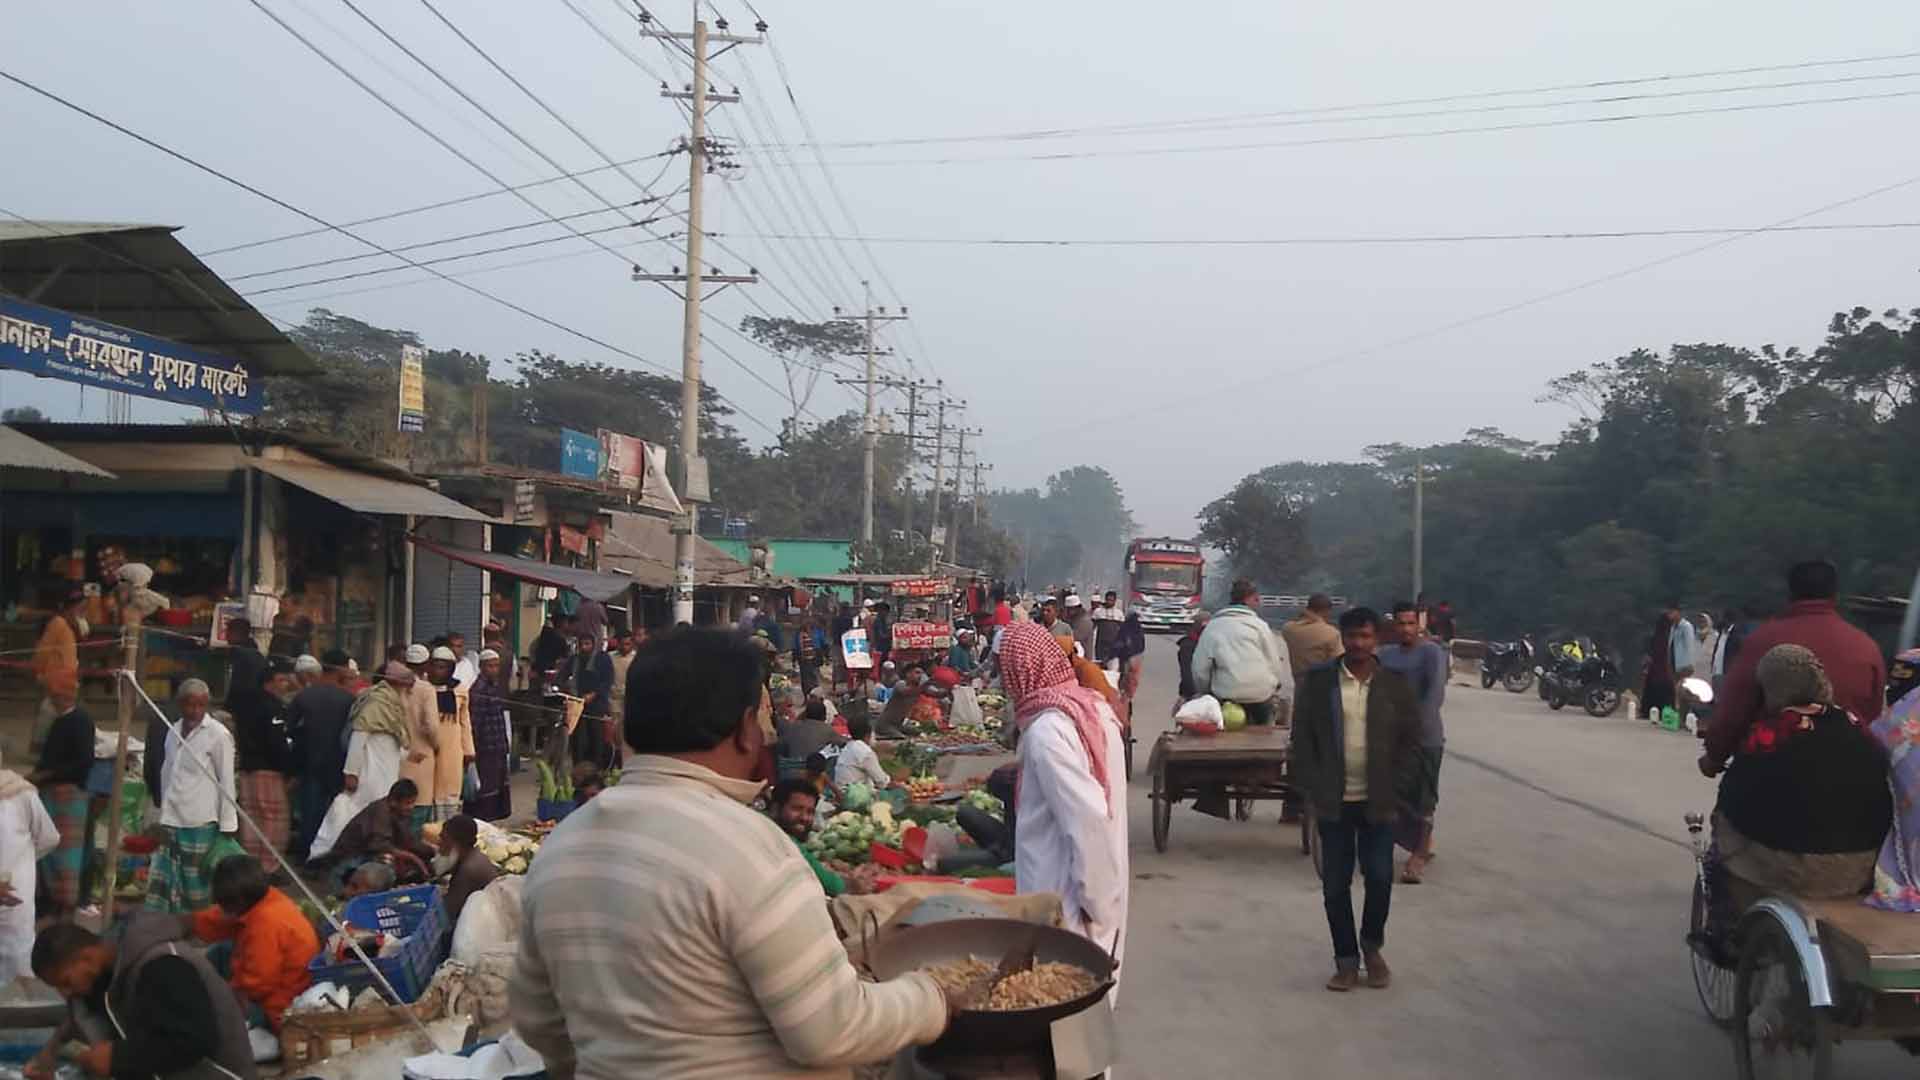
[1289,660,1420,824]
[1280,613,1343,679]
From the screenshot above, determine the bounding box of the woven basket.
[279,992,442,1067]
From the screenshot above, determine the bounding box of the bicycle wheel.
[1734,917,1833,1080]
[1690,876,1737,1027]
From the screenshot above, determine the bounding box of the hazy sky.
[5,1,1918,535]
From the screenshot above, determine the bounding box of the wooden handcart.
[1146,726,1316,870]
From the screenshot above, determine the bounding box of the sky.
[4,1,1918,536]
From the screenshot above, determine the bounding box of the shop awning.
[598,511,755,589]
[407,537,634,602]
[252,459,496,523]
[0,425,115,478]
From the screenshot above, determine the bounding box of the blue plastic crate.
[307,884,446,1003]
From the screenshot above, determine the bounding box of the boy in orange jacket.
[187,855,321,1034]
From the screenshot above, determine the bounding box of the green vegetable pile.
[804,810,905,865]
[533,760,573,803]
[963,789,1004,818]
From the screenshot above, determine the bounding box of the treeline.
[1198,305,1920,657]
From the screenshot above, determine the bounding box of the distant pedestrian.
[1378,602,1448,885]
[230,658,297,875]
[1281,594,1344,681]
[1290,608,1419,991]
[147,679,238,913]
[1091,591,1123,663]
[466,650,513,822]
[288,650,355,860]
[570,630,617,771]
[1175,612,1212,701]
[1639,603,1685,720]
[1064,596,1096,660]
[31,684,93,920]
[30,591,84,738]
[1111,613,1148,701]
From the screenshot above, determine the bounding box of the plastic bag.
[203,833,246,877]
[461,763,479,803]
[451,877,525,965]
[949,686,984,729]
[1173,694,1224,735]
[307,790,362,860]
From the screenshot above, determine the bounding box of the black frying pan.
[864,917,1115,1049]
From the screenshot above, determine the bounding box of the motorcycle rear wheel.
[1503,669,1535,694]
[1585,686,1622,718]
[1547,686,1568,710]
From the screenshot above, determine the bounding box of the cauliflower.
[503,856,528,874]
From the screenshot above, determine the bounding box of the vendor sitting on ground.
[187,855,321,1036]
[770,779,844,898]
[833,714,893,790]
[875,666,928,737]
[437,814,498,925]
[313,779,436,889]
[1710,644,1892,903]
[341,860,397,900]
[30,914,258,1080]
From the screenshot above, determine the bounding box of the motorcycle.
[1479,638,1535,693]
[1542,645,1624,717]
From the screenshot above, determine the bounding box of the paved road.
[1113,636,1910,1078]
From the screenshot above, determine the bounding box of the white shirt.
[1091,604,1121,623]
[1339,662,1373,802]
[1015,705,1130,974]
[833,740,890,788]
[159,718,237,832]
[0,782,58,983]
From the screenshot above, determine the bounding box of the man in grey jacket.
[1191,579,1294,725]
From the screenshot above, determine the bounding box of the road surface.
[1114,636,1909,1078]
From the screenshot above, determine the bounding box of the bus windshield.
[1135,561,1200,594]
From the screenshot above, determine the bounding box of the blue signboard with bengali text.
[0,296,262,414]
[559,427,603,479]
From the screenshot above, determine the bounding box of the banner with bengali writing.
[0,296,262,414]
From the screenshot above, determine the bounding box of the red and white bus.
[1124,537,1204,631]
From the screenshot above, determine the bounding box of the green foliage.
[1202,306,1920,656]
[988,466,1137,587]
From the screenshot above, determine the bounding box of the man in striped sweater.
[512,629,949,1078]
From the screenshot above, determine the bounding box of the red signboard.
[889,578,947,598]
[890,621,952,651]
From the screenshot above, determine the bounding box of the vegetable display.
[478,832,540,875]
[533,760,573,803]
[804,811,905,864]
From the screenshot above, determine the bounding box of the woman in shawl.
[1867,648,1920,910]
[1712,644,1889,903]
[308,663,415,861]
[1003,621,1130,972]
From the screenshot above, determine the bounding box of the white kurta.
[308,730,402,860]
[1015,703,1130,976]
[0,783,57,983]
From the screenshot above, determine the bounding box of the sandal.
[1400,858,1428,885]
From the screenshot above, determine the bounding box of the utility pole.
[634,10,761,624]
[833,287,907,544]
[929,391,961,531]
[878,377,936,542]
[946,426,981,565]
[970,460,993,525]
[1412,451,1425,600]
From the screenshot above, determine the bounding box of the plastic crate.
[307,885,446,1003]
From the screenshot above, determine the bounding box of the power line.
[720,220,1920,248]
[768,87,1920,167]
[197,150,679,257]
[227,199,660,280]
[0,65,785,440]
[244,217,673,295]
[757,52,1920,150]
[1000,165,1920,449]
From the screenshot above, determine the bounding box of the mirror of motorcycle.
[1680,676,1714,704]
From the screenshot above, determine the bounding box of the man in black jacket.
[1175,611,1212,702]
[1289,607,1420,992]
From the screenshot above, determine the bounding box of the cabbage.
[843,783,874,810]
[1221,702,1247,731]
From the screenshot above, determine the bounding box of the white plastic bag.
[306,790,361,860]
[949,686,984,729]
[1173,694,1224,734]
[451,877,525,965]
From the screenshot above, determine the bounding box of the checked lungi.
[236,770,290,874]
[145,823,219,913]
[37,783,88,913]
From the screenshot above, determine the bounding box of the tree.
[739,315,864,440]
[1,406,46,424]
[1196,471,1311,588]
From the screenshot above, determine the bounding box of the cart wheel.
[1689,876,1737,1028]
[1151,770,1171,853]
[1734,917,1833,1080]
[1233,799,1254,822]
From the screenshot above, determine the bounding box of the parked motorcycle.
[1543,645,1624,717]
[1480,638,1535,693]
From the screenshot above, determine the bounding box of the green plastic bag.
[203,834,246,877]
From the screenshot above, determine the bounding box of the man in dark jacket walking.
[1290,607,1420,992]
[1175,611,1211,701]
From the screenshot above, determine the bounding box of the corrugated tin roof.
[600,511,754,589]
[253,459,498,523]
[0,425,115,478]
[408,537,634,602]
[0,221,316,376]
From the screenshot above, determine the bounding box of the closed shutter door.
[412,519,485,646]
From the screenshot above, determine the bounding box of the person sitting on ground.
[574,772,606,806]
[186,855,320,1038]
[875,666,926,737]
[1712,644,1891,904]
[770,779,845,898]
[29,914,257,1080]
[833,714,893,790]
[777,698,844,771]
[341,860,397,900]
[437,814,497,926]
[315,779,436,889]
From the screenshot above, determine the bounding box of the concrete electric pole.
[833,286,907,544]
[634,12,761,624]
[946,425,981,564]
[1412,451,1425,600]
[880,377,936,542]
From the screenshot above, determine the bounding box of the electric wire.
[243,216,672,294]
[0,66,787,439]
[719,220,1920,248]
